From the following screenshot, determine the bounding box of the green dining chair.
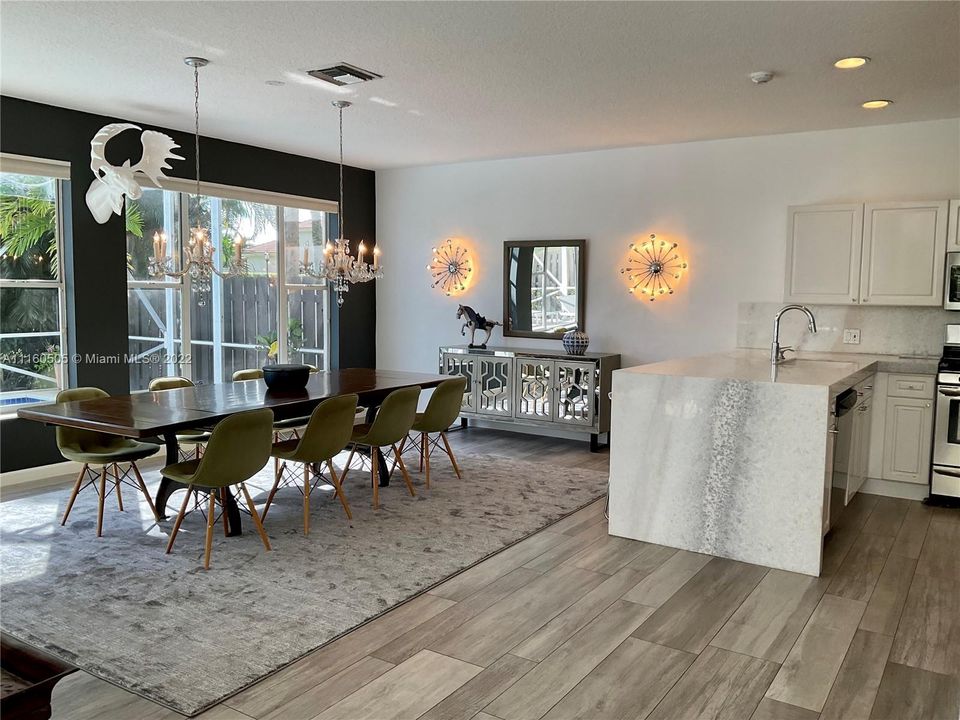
[232,367,311,440]
[342,386,421,509]
[162,408,274,569]
[402,377,467,489]
[148,376,211,460]
[263,394,359,533]
[55,387,161,537]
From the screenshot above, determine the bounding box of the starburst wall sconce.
[428,238,473,296]
[620,234,688,301]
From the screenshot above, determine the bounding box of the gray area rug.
[0,450,607,716]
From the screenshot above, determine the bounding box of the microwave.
[946,252,960,310]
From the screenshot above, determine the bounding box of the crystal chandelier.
[299,100,382,307]
[149,57,247,305]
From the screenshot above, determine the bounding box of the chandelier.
[299,100,382,306]
[148,57,247,305]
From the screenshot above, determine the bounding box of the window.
[0,159,68,409]
[126,184,334,389]
[282,207,333,369]
[127,186,183,390]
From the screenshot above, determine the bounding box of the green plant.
[0,178,58,277]
[256,319,306,360]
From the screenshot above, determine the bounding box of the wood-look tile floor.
[23,428,960,719]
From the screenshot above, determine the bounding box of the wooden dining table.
[17,368,450,535]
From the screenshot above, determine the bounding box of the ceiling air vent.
[307,63,382,86]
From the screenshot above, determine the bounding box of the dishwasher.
[829,387,861,529]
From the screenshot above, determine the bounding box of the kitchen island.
[607,349,916,576]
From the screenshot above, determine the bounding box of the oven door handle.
[939,387,960,397]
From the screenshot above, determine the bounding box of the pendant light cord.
[338,104,345,241]
[193,63,201,214]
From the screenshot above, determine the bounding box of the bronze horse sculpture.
[457,305,501,348]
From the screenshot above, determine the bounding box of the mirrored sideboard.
[439,345,620,451]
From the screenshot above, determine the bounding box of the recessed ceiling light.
[862,99,892,109]
[265,80,285,86]
[834,56,870,70]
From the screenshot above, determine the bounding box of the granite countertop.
[618,348,939,391]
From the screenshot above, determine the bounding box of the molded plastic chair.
[148,376,211,459]
[403,377,467,488]
[343,386,421,508]
[56,387,160,536]
[264,394,359,533]
[232,367,312,438]
[161,408,274,569]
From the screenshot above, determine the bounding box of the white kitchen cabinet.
[860,201,949,306]
[882,396,934,485]
[947,199,960,251]
[785,204,863,304]
[785,201,949,306]
[868,372,935,488]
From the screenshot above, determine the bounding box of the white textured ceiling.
[1,1,958,169]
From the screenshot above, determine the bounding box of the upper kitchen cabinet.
[860,201,948,306]
[784,204,863,304]
[785,200,949,306]
[947,199,960,251]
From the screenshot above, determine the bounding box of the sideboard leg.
[460,417,468,429]
[590,433,600,452]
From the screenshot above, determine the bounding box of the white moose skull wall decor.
[85,123,184,224]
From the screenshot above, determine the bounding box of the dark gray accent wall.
[0,96,376,472]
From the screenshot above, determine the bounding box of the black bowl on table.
[262,364,311,391]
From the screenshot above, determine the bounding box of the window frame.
[0,156,69,413]
[126,183,334,390]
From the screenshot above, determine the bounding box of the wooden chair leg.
[61,463,88,526]
[423,432,431,489]
[96,466,108,537]
[262,461,285,520]
[392,445,417,497]
[340,447,357,485]
[113,463,124,511]
[440,432,462,479]
[130,462,160,521]
[327,459,353,520]
[303,463,311,535]
[397,434,408,456]
[166,486,194,554]
[371,448,380,509]
[419,433,425,472]
[220,487,230,537]
[240,483,271,551]
[203,489,217,570]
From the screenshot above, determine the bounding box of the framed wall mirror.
[503,239,585,339]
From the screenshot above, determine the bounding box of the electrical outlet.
[843,329,861,345]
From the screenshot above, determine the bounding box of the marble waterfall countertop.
[606,348,937,576]
[619,348,938,393]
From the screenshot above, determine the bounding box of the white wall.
[376,119,960,371]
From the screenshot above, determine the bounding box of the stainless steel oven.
[944,252,960,310]
[932,324,960,499]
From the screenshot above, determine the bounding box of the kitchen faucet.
[771,304,817,364]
